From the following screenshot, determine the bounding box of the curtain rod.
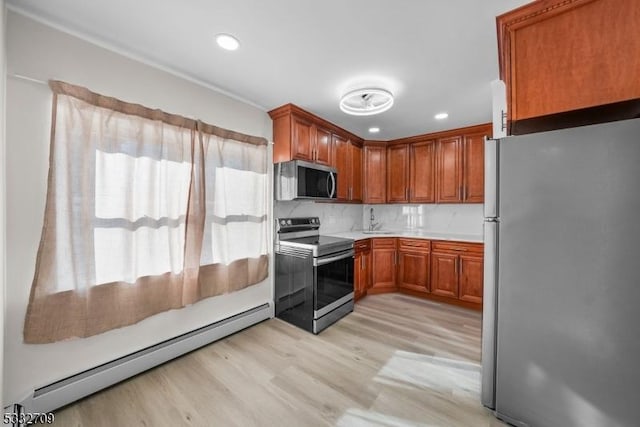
[9,73,48,86]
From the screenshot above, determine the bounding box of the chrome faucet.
[369,207,379,231]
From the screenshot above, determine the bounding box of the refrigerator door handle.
[484,137,498,219]
[481,220,498,409]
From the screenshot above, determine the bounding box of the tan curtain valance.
[48,80,268,146]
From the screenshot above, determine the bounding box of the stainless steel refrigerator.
[481,118,640,427]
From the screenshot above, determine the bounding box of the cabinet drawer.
[354,239,371,253]
[372,238,397,249]
[432,241,483,254]
[398,238,430,251]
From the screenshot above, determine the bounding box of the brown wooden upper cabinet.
[497,0,640,134]
[410,140,436,203]
[386,144,409,203]
[385,140,436,204]
[435,126,489,203]
[314,125,332,165]
[268,104,362,168]
[332,135,362,202]
[270,104,487,205]
[363,143,387,204]
[462,132,485,203]
[435,136,463,203]
[349,143,363,202]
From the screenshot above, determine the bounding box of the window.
[24,81,268,343]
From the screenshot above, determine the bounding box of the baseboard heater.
[12,303,272,416]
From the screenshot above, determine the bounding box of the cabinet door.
[463,132,485,203]
[362,250,371,290]
[291,116,314,161]
[349,143,363,202]
[386,144,409,203]
[436,136,463,203]
[397,250,430,293]
[371,248,397,291]
[498,0,640,131]
[332,135,350,201]
[459,254,483,304]
[363,145,387,203]
[410,140,435,203]
[354,252,365,301]
[315,126,332,166]
[430,252,458,298]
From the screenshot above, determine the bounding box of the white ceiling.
[8,0,529,140]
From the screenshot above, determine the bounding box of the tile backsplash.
[274,201,363,234]
[363,204,484,235]
[274,201,483,236]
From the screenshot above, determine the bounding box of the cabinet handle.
[463,186,466,201]
[455,258,458,274]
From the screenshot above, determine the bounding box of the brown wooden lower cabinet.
[459,254,483,303]
[370,238,397,293]
[430,251,458,298]
[354,239,371,301]
[397,238,430,293]
[360,237,483,309]
[430,241,484,307]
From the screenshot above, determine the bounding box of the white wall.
[4,11,272,405]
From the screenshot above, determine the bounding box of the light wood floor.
[46,294,505,426]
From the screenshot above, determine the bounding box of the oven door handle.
[314,249,354,266]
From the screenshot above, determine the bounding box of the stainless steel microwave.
[274,160,337,201]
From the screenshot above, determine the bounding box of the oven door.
[313,248,354,318]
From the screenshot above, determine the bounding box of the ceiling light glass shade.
[368,127,380,133]
[215,33,240,51]
[340,88,394,116]
[434,112,449,120]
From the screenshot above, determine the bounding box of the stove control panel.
[276,217,321,233]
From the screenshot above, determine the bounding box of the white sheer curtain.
[197,123,269,297]
[24,81,268,343]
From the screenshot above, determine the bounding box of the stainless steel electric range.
[274,217,354,334]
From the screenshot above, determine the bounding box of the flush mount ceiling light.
[434,112,449,120]
[340,88,394,116]
[215,33,240,51]
[368,127,381,133]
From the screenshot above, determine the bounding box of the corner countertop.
[324,230,484,243]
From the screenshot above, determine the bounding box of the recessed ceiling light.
[434,112,449,120]
[215,33,240,51]
[368,127,380,133]
[340,88,394,116]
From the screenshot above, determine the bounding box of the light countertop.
[324,230,484,243]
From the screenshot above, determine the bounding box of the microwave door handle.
[328,172,336,198]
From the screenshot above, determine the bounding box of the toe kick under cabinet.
[367,237,483,310]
